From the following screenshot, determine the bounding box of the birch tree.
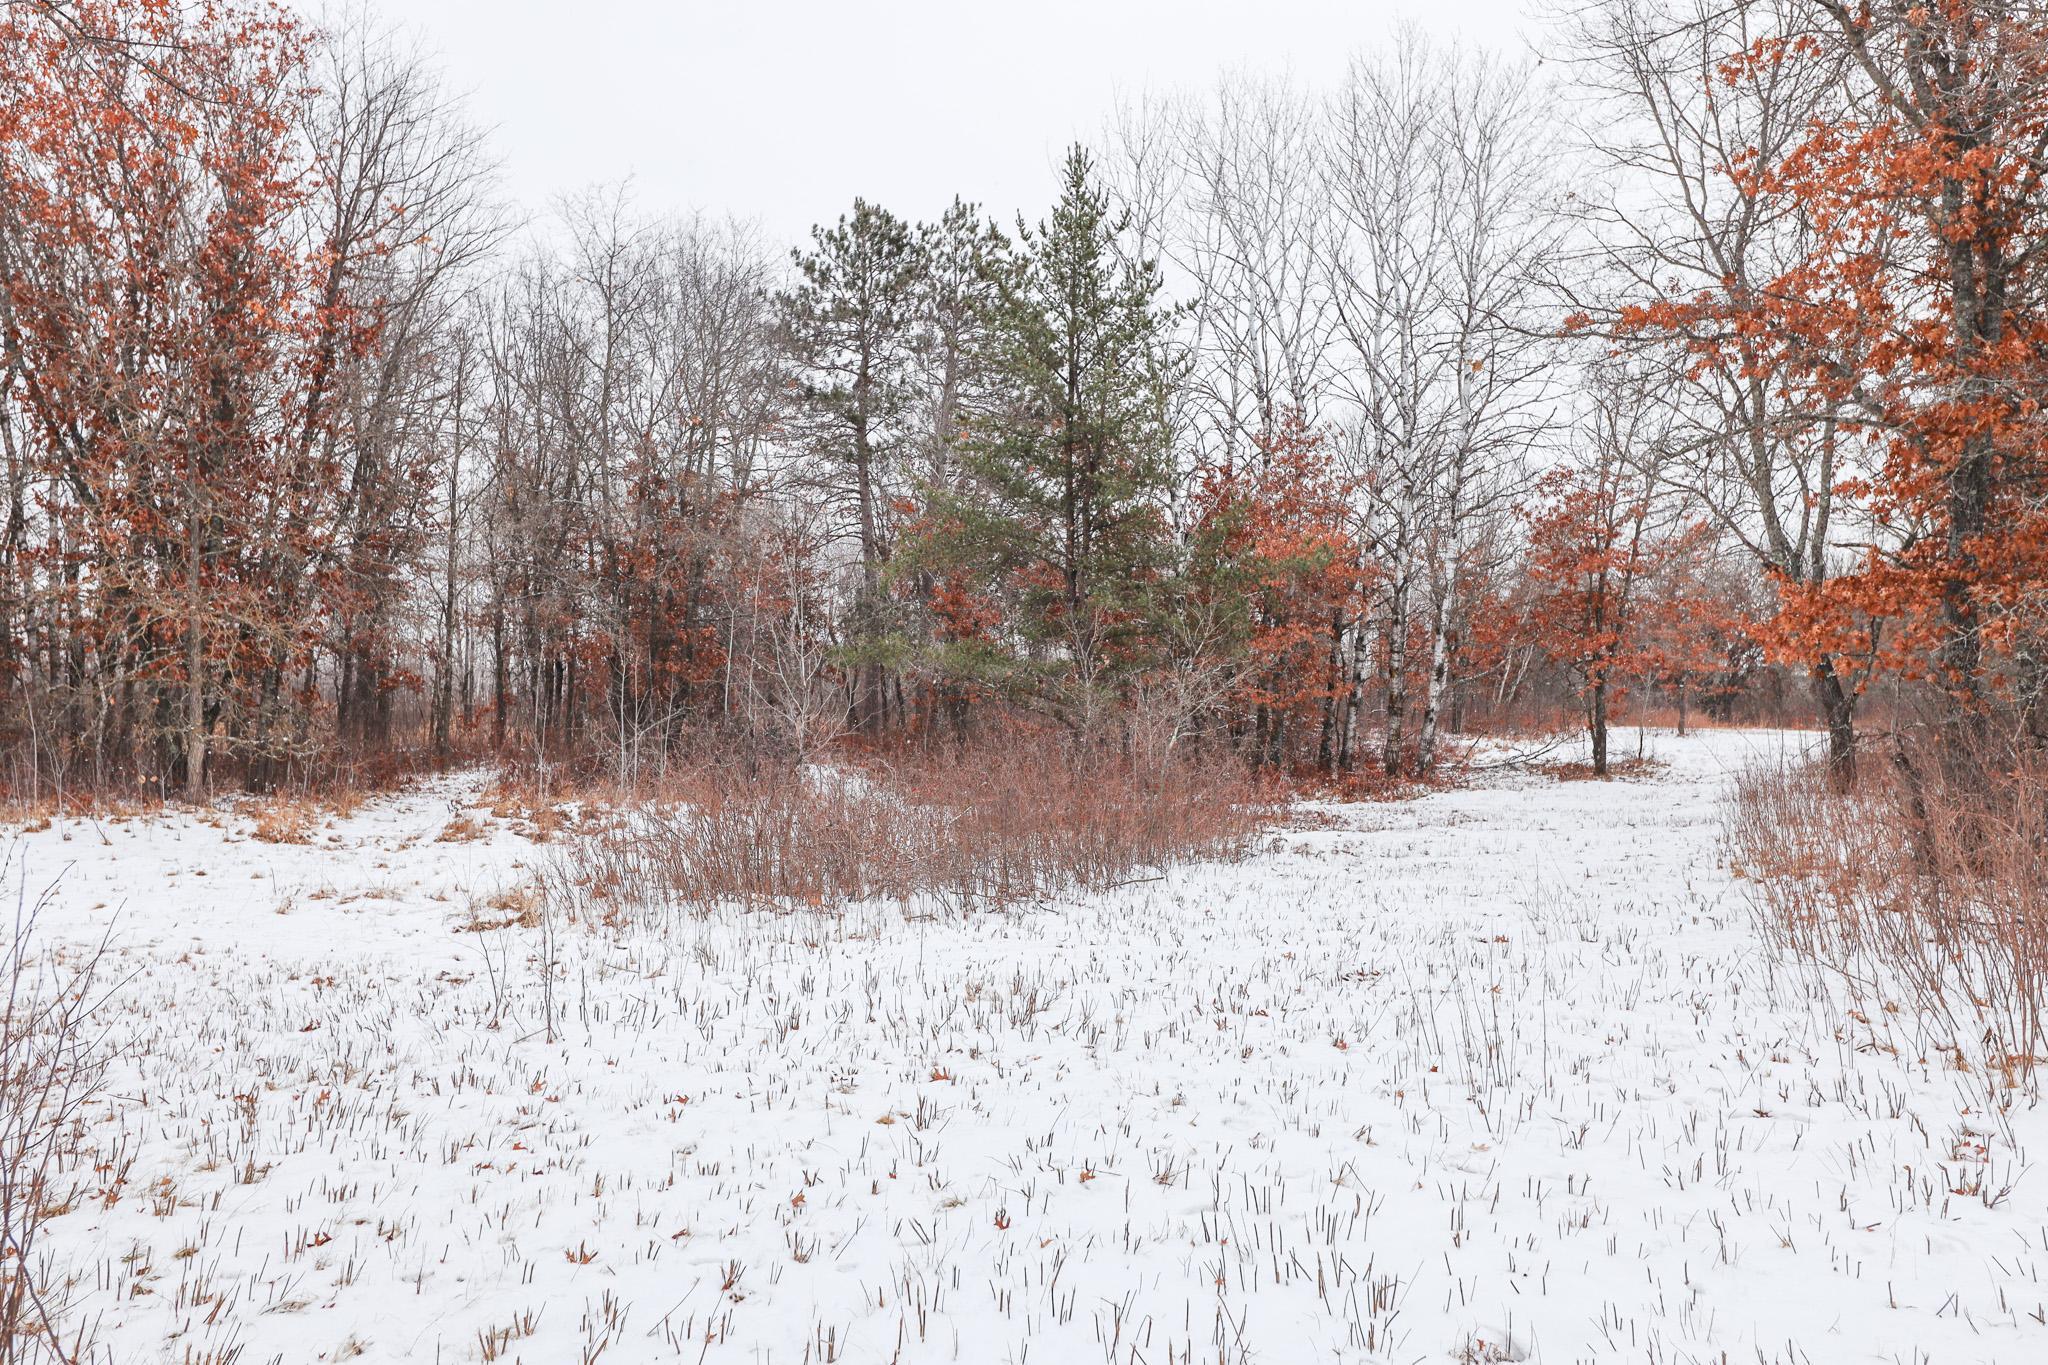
[1324,33,1562,776]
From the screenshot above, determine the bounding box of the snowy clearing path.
[14,729,2047,1364]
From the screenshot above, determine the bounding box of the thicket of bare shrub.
[1726,735,2048,1083]
[0,868,109,1363]
[553,737,1278,922]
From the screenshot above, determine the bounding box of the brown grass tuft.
[1544,756,1669,783]
[435,815,486,844]
[249,799,319,845]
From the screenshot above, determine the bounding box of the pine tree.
[937,146,1178,729]
[778,200,922,732]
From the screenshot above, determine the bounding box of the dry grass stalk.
[1,861,110,1363]
[1727,735,2048,1082]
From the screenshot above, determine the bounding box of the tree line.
[2,0,2042,794]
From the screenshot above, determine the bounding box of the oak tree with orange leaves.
[0,0,327,793]
[1607,0,2048,766]
[1185,417,1368,770]
[1520,376,1706,775]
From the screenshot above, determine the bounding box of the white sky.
[362,0,1545,248]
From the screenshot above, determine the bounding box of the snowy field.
[11,728,2046,1364]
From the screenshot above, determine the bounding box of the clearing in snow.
[12,728,2044,1364]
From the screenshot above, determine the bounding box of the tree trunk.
[1418,364,1477,778]
[1339,619,1365,771]
[184,474,208,799]
[1415,583,1455,779]
[1590,675,1609,778]
[1809,655,1857,791]
[852,407,887,736]
[433,367,465,759]
[491,597,508,752]
[1316,607,1345,772]
[1382,577,1409,777]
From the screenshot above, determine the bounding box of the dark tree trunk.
[1590,677,1609,778]
[1809,656,1857,791]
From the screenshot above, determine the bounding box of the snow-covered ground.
[11,728,2045,1364]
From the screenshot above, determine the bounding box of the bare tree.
[468,197,788,766]
[728,499,847,764]
[268,9,507,764]
[1324,32,1563,775]
[1112,75,1336,462]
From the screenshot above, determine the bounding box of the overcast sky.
[360,0,1545,248]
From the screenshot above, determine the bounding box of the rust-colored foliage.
[0,1,366,786]
[1611,2,2048,718]
[1187,417,1371,766]
[1519,463,1713,770]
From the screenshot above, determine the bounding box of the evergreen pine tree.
[777,200,922,732]
[937,146,1178,728]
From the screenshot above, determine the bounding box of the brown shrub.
[1727,734,2048,1081]
[554,737,1277,922]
